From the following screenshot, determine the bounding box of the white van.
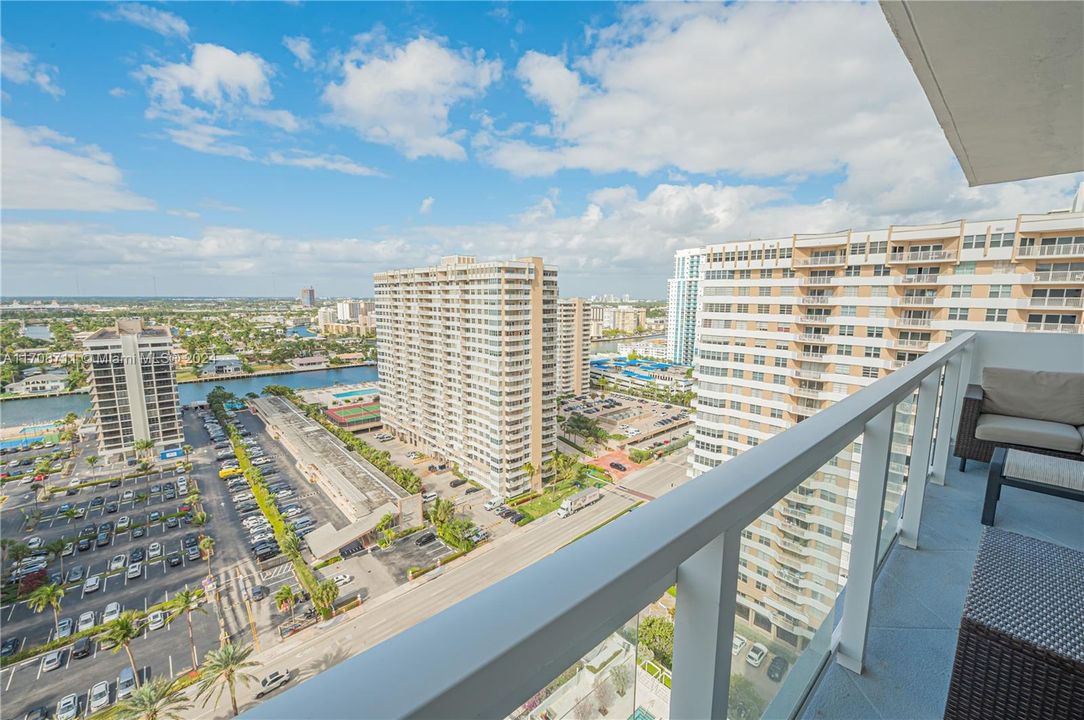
[483,498,503,511]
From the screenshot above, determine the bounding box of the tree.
[44,537,67,577]
[312,579,340,619]
[115,677,191,720]
[520,461,535,487]
[274,585,297,618]
[134,438,155,461]
[196,643,259,717]
[428,498,456,529]
[0,538,23,565]
[278,531,301,558]
[101,611,144,685]
[593,680,615,715]
[728,674,766,720]
[166,589,207,672]
[27,582,65,635]
[192,511,209,528]
[199,536,216,579]
[186,491,202,510]
[610,665,630,697]
[85,455,99,470]
[638,616,674,669]
[182,444,193,463]
[8,540,32,565]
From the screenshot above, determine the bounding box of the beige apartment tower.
[682,208,1084,650]
[84,318,183,457]
[557,298,591,396]
[374,256,558,498]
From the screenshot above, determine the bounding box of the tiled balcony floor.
[801,458,1084,719]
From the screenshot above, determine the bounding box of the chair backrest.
[982,367,1084,426]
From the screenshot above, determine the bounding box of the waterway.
[23,325,53,341]
[0,365,379,428]
[2,335,663,427]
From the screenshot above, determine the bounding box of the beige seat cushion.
[981,368,1084,426]
[976,413,1083,453]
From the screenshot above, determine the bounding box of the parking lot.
[0,409,306,720]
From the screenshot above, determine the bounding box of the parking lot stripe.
[4,667,15,691]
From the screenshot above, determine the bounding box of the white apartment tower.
[557,298,591,396]
[667,248,705,365]
[84,318,183,457]
[682,208,1084,650]
[374,256,559,498]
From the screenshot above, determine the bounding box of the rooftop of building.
[84,317,171,342]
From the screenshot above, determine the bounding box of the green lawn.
[517,477,587,520]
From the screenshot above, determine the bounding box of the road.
[186,451,692,718]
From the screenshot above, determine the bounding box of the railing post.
[930,341,971,485]
[899,370,941,549]
[836,405,894,674]
[670,528,741,719]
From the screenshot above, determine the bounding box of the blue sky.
[2,1,1079,298]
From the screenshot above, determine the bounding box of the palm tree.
[199,536,216,579]
[85,455,99,470]
[520,461,535,487]
[8,540,32,565]
[192,511,208,528]
[101,611,144,686]
[186,491,201,510]
[181,444,193,463]
[196,643,259,717]
[165,589,207,671]
[312,579,340,619]
[278,531,300,558]
[274,585,297,618]
[27,583,65,635]
[429,498,456,528]
[114,677,191,720]
[44,537,67,577]
[0,537,21,565]
[134,438,155,460]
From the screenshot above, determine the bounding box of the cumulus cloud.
[108,87,129,98]
[1,117,155,211]
[8,175,1077,297]
[283,35,315,69]
[1,38,63,97]
[266,150,381,176]
[102,3,189,39]
[323,35,501,159]
[419,196,435,214]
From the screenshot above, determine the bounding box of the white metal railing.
[898,273,941,284]
[799,351,828,361]
[1025,322,1081,333]
[799,276,835,285]
[794,368,824,380]
[893,296,937,306]
[1016,243,1084,257]
[888,250,956,263]
[896,317,933,328]
[249,333,980,720]
[795,314,832,324]
[795,256,844,267]
[799,332,831,342]
[1025,296,1084,308]
[893,338,930,350]
[1027,270,1084,283]
[800,296,836,305]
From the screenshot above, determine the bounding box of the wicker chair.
[954,368,1084,471]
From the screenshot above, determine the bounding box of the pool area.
[332,388,379,399]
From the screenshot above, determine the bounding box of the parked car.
[89,680,111,712]
[105,501,119,514]
[56,694,79,720]
[61,542,74,557]
[132,526,145,539]
[186,546,201,562]
[116,516,131,532]
[609,462,628,472]
[121,490,134,502]
[255,670,291,698]
[332,574,352,587]
[148,542,162,560]
[66,565,84,584]
[77,537,92,552]
[166,516,179,529]
[1,637,20,657]
[149,511,161,522]
[415,531,437,546]
[41,650,63,673]
[767,655,789,682]
[127,561,143,580]
[54,617,74,639]
[109,554,127,571]
[732,634,747,656]
[77,610,96,632]
[116,667,137,700]
[103,601,122,623]
[250,585,268,601]
[421,491,438,502]
[450,478,467,488]
[71,636,92,659]
[147,610,166,631]
[130,547,145,563]
[167,552,182,567]
[746,643,769,668]
[96,532,111,548]
[83,575,101,593]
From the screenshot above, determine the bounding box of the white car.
[746,643,769,668]
[83,575,102,593]
[332,574,352,587]
[41,650,63,672]
[250,532,273,544]
[77,610,96,632]
[126,561,143,580]
[147,610,166,631]
[56,693,79,720]
[24,536,42,550]
[273,489,294,499]
[148,542,163,560]
[103,601,122,623]
[56,617,74,639]
[282,507,302,518]
[61,542,74,557]
[732,634,748,656]
[89,680,111,712]
[421,492,438,503]
[117,516,131,532]
[122,490,134,502]
[109,554,127,571]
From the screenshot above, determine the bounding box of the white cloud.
[419,196,435,214]
[323,35,501,160]
[167,209,200,219]
[0,117,155,211]
[166,123,253,159]
[266,150,381,176]
[283,35,315,70]
[1,38,63,97]
[103,3,189,39]
[142,43,275,117]
[108,87,129,98]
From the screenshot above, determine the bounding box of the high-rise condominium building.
[336,300,363,322]
[603,305,647,334]
[681,208,1083,650]
[374,256,558,498]
[557,298,591,396]
[300,286,316,306]
[84,318,182,456]
[667,247,705,365]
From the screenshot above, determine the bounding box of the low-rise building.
[200,354,243,376]
[3,372,69,395]
[288,355,328,370]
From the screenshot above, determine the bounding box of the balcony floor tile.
[801,458,1084,720]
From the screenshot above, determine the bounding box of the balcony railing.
[799,296,836,305]
[898,273,941,284]
[896,316,933,328]
[892,338,930,350]
[798,351,828,361]
[799,332,831,342]
[794,368,824,380]
[794,256,845,267]
[1016,243,1084,257]
[799,276,835,286]
[251,330,1034,720]
[1026,270,1084,283]
[888,250,956,263]
[794,314,832,324]
[791,386,827,399]
[893,295,938,306]
[1025,296,1083,309]
[1024,322,1081,333]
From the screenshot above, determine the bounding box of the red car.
[178,503,192,513]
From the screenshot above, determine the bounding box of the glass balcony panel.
[881,392,917,561]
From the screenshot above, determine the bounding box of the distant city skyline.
[3,2,1080,298]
